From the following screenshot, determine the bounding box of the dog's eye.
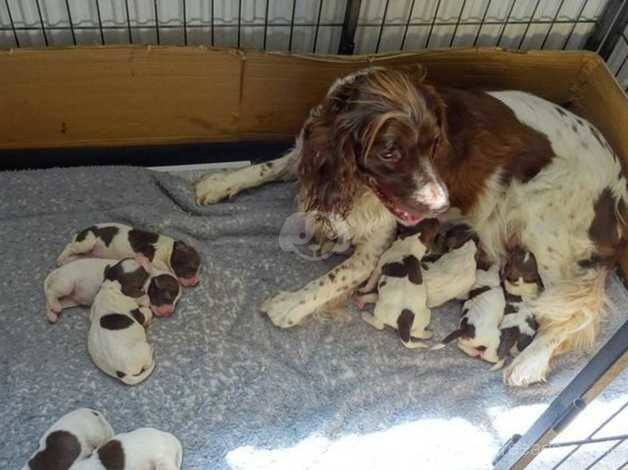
[476,346,487,352]
[379,149,401,162]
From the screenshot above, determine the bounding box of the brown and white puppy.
[56,223,201,287]
[432,264,505,364]
[44,258,148,323]
[494,247,544,369]
[356,219,439,348]
[89,280,155,385]
[22,408,114,470]
[71,428,183,470]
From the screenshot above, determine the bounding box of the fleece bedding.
[0,165,625,470]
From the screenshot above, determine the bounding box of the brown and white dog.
[22,408,114,470]
[89,280,155,385]
[57,223,201,287]
[194,67,627,386]
[71,428,183,470]
[355,219,439,348]
[495,247,544,369]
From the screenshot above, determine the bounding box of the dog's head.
[298,67,450,226]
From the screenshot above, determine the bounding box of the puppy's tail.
[530,267,609,355]
[430,327,468,350]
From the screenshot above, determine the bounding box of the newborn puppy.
[22,408,114,470]
[71,428,183,470]
[432,264,505,365]
[422,239,478,308]
[44,258,149,323]
[89,280,155,385]
[356,219,439,348]
[494,246,543,368]
[57,223,201,287]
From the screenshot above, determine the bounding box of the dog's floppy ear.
[298,101,360,215]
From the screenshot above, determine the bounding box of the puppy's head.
[147,273,181,317]
[170,241,201,287]
[502,246,544,295]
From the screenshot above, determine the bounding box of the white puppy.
[422,239,478,307]
[433,264,505,365]
[70,428,183,470]
[89,280,155,385]
[22,408,114,470]
[56,223,201,287]
[356,219,439,348]
[44,258,149,323]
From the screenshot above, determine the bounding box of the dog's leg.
[503,327,566,386]
[194,151,296,205]
[361,312,385,330]
[260,234,392,328]
[56,235,97,266]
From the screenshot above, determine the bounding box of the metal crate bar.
[518,0,542,49]
[424,0,442,48]
[473,0,492,47]
[449,0,467,47]
[312,0,324,53]
[34,0,48,46]
[124,0,132,43]
[64,0,76,45]
[562,0,591,49]
[374,0,390,53]
[541,0,567,49]
[153,0,160,45]
[400,0,416,51]
[95,0,105,45]
[4,0,19,47]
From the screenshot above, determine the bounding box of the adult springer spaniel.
[195,67,626,386]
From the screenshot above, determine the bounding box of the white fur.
[44,259,118,323]
[89,280,155,385]
[22,409,114,470]
[422,240,477,307]
[70,428,183,470]
[358,234,432,348]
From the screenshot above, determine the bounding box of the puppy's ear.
[103,266,111,279]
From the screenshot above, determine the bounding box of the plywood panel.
[0,46,242,149]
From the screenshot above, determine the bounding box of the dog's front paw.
[194,173,240,205]
[259,291,311,328]
[503,354,549,387]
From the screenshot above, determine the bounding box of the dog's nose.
[417,182,449,213]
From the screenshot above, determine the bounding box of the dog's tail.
[530,267,609,355]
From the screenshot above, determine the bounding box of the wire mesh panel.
[354,0,606,53]
[0,0,348,53]
[0,0,616,55]
[606,22,628,91]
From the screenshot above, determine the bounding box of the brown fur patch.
[97,439,125,470]
[589,188,621,259]
[128,228,159,260]
[76,225,119,246]
[397,309,415,343]
[433,89,555,214]
[28,430,81,470]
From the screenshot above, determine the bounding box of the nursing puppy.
[44,258,148,323]
[57,223,201,287]
[433,264,505,365]
[22,408,113,470]
[89,280,155,385]
[71,428,183,470]
[356,219,439,348]
[422,239,478,308]
[495,247,544,368]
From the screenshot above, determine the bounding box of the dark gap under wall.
[0,141,294,171]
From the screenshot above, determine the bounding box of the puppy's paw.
[46,309,59,323]
[259,291,311,328]
[194,173,241,205]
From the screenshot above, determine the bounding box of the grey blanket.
[0,166,625,469]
